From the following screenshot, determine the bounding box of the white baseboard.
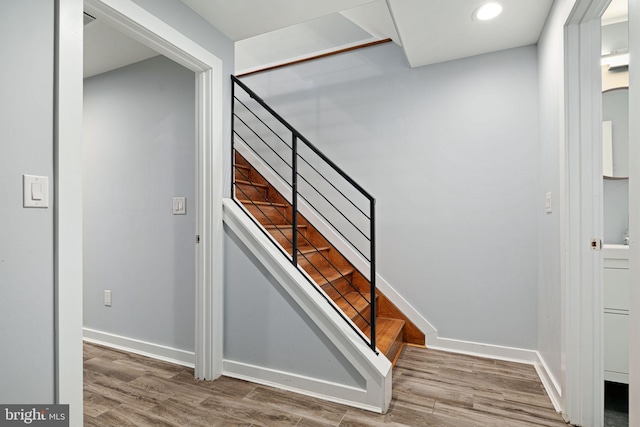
[223,359,383,413]
[83,328,195,368]
[428,336,539,363]
[533,352,563,413]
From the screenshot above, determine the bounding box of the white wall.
[536,0,578,399]
[241,43,540,350]
[83,56,196,354]
[0,0,55,403]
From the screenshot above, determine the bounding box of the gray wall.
[242,43,540,349]
[131,0,235,197]
[83,56,196,352]
[602,21,628,55]
[0,0,55,403]
[224,226,365,388]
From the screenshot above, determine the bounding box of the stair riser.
[244,204,289,226]
[233,166,252,182]
[297,250,331,272]
[352,304,372,331]
[320,276,358,301]
[235,182,269,201]
[384,328,404,363]
[267,227,307,247]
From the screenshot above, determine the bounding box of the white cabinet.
[603,244,629,384]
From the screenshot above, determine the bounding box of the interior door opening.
[82,10,197,366]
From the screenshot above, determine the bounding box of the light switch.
[31,183,43,200]
[23,175,49,208]
[545,192,552,214]
[173,197,186,215]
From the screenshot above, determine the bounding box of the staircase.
[233,151,424,364]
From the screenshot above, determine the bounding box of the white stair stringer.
[223,199,392,413]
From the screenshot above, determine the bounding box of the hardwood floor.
[83,342,568,426]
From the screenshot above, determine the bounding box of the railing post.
[230,78,236,198]
[370,198,376,352]
[292,134,298,266]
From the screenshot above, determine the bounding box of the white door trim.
[83,0,224,381]
[628,1,639,425]
[563,0,610,425]
[55,2,84,425]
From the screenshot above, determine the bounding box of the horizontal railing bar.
[297,192,372,262]
[233,114,292,170]
[295,230,371,308]
[297,152,370,220]
[234,132,292,187]
[234,96,292,150]
[233,75,375,202]
[238,91,369,221]
[297,173,371,240]
[295,248,371,327]
[234,166,371,326]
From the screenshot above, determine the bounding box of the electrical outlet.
[104,290,112,307]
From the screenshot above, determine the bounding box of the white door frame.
[55,2,84,425]
[57,0,225,422]
[563,0,609,425]
[628,1,639,426]
[82,0,224,379]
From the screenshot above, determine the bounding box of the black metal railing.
[231,75,377,352]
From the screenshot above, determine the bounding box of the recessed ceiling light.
[473,2,503,21]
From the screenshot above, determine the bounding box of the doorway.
[82,28,198,364]
[81,0,225,380]
[601,2,630,424]
[563,0,637,425]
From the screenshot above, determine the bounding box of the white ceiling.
[84,0,556,77]
[387,0,553,68]
[84,18,158,78]
[181,0,554,69]
[602,0,628,25]
[178,0,378,41]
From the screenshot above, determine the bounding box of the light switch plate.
[23,175,49,208]
[545,192,552,214]
[173,197,186,215]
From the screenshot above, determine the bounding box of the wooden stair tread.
[363,317,405,361]
[236,179,267,188]
[264,224,306,230]
[282,244,330,254]
[239,200,287,208]
[297,245,330,255]
[307,265,354,285]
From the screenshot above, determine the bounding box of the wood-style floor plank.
[83,342,569,426]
